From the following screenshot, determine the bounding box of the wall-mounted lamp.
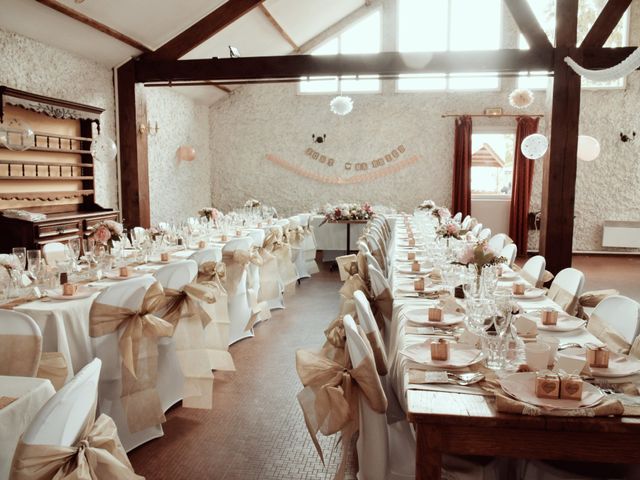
[620,131,636,143]
[312,134,326,144]
[139,121,159,136]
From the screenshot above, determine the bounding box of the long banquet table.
[386,215,640,479]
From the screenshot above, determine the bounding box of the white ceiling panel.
[56,0,228,50]
[181,8,292,60]
[0,0,139,66]
[264,0,365,46]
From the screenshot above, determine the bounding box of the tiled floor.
[128,255,640,479]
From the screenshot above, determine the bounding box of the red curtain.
[509,116,540,255]
[451,115,473,217]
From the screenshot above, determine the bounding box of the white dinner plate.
[46,285,98,300]
[396,266,433,275]
[403,306,465,327]
[560,347,640,378]
[500,372,604,410]
[104,270,146,281]
[513,288,546,300]
[400,342,483,369]
[523,311,586,332]
[498,271,520,281]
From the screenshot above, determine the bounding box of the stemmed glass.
[26,250,42,282]
[68,238,81,271]
[12,247,26,271]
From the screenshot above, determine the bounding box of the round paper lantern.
[90,133,117,162]
[577,135,600,162]
[329,96,353,116]
[520,133,548,160]
[177,145,196,162]
[509,88,534,109]
[0,118,34,151]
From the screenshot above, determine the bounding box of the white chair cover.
[287,217,310,281]
[590,295,640,344]
[298,213,319,275]
[500,243,517,267]
[478,228,492,242]
[521,255,546,287]
[0,310,42,377]
[488,233,509,252]
[548,268,585,315]
[90,275,164,451]
[453,212,462,223]
[223,237,255,344]
[471,223,483,237]
[42,242,67,266]
[461,215,472,230]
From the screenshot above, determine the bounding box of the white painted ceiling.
[0,0,367,104]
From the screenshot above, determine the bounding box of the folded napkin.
[514,315,537,337]
[0,396,17,409]
[2,209,47,222]
[495,393,625,417]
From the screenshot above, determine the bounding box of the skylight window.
[396,0,501,92]
[298,11,381,94]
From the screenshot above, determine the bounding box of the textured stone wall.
[146,88,212,224]
[0,28,118,209]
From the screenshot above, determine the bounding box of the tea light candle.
[513,282,525,295]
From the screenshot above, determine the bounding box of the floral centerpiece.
[90,220,123,249]
[0,254,29,292]
[436,221,461,239]
[198,207,220,222]
[319,202,374,226]
[431,206,451,224]
[244,198,261,209]
[417,199,436,211]
[455,240,506,274]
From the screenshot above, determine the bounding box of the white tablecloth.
[0,376,55,480]
[310,215,366,253]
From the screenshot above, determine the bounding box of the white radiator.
[602,220,640,248]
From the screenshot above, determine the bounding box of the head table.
[385,215,640,479]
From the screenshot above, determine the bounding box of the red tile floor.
[128,255,640,479]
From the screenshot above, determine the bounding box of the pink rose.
[446,223,459,235]
[93,225,112,244]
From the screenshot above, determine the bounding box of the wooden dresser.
[0,86,117,253]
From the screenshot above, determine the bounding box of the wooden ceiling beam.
[503,0,553,49]
[134,49,555,83]
[35,0,151,53]
[259,4,298,51]
[144,0,264,61]
[580,0,632,48]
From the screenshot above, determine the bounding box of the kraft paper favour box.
[535,372,560,399]
[496,265,503,277]
[559,374,584,401]
[236,230,242,237]
[411,260,420,272]
[407,252,416,261]
[430,338,450,361]
[513,282,526,295]
[118,266,130,278]
[160,252,170,263]
[221,235,228,242]
[541,308,558,326]
[428,307,443,322]
[586,344,610,369]
[62,283,78,296]
[414,277,425,291]
[408,238,416,247]
[198,240,207,249]
[257,222,262,228]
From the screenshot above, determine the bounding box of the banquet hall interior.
[2,0,640,479]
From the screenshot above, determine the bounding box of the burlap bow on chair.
[335,252,369,284]
[10,403,142,480]
[89,282,173,432]
[264,230,297,287]
[285,225,305,248]
[255,246,281,304]
[548,284,579,316]
[296,345,387,480]
[587,314,640,358]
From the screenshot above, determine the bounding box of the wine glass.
[26,250,41,281]
[68,238,81,269]
[12,247,26,271]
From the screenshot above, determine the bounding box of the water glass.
[26,250,42,280]
[481,331,505,370]
[12,247,26,270]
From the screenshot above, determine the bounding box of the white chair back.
[365,252,383,276]
[522,255,546,287]
[357,240,370,255]
[488,233,509,252]
[590,295,640,344]
[453,212,462,223]
[549,268,585,312]
[353,290,377,336]
[154,260,197,290]
[42,242,68,266]
[132,226,146,242]
[500,243,517,267]
[189,248,221,265]
[298,213,311,227]
[478,228,492,241]
[368,264,391,299]
[343,315,388,480]
[0,309,42,377]
[471,223,483,237]
[22,358,101,447]
[222,237,253,253]
[461,215,472,230]
[244,228,266,247]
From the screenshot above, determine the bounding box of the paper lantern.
[520,133,548,160]
[0,118,34,151]
[177,145,196,162]
[329,96,353,116]
[509,89,534,109]
[577,135,600,162]
[90,133,117,162]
